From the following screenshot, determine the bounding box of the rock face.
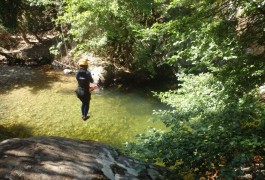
[0,136,167,180]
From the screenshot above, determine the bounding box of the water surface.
[0,68,167,147]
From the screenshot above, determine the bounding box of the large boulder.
[0,136,168,180]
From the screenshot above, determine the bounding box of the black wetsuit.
[76,68,94,119]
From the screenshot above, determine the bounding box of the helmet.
[78,59,88,66]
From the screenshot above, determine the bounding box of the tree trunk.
[20,28,31,44]
[32,32,42,42]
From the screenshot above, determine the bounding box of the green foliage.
[49,43,62,56]
[54,0,175,76]
[0,0,55,35]
[26,0,54,6]
[124,0,265,178]
[0,0,21,30]
[126,73,265,178]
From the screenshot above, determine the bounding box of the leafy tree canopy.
[54,0,176,76]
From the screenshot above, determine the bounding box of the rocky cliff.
[0,136,168,180]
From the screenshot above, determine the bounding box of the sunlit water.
[0,68,167,148]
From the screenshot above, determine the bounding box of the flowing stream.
[0,67,167,148]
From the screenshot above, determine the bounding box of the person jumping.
[75,59,94,121]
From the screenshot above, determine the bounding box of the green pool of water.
[0,69,167,148]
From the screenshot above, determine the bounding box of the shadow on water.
[0,124,33,142]
[0,65,60,94]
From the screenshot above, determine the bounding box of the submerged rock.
[0,136,168,180]
[63,68,73,74]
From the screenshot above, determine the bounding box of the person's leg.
[81,103,86,117]
[83,93,91,119]
[81,93,91,120]
[84,101,90,117]
[80,94,87,119]
[77,89,85,119]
